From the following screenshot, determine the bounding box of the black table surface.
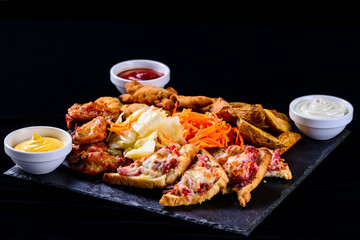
[1,3,359,240]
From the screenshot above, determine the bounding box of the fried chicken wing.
[120,81,177,110]
[165,86,178,95]
[72,141,109,152]
[94,96,122,121]
[66,97,121,130]
[67,102,104,122]
[72,116,108,145]
[68,142,132,176]
[66,101,105,131]
[65,114,78,131]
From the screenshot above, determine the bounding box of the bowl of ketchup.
[110,59,170,94]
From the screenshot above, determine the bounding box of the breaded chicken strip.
[178,95,214,110]
[120,81,177,110]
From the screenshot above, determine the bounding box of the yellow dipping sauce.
[14,133,64,153]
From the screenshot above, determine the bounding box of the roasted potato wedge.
[230,104,269,130]
[212,99,269,129]
[264,109,292,133]
[237,118,286,149]
[278,131,302,155]
[211,98,234,123]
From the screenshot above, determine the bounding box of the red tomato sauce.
[117,68,164,81]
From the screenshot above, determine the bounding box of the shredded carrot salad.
[175,109,244,148]
[107,114,139,136]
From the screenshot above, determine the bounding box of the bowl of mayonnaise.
[4,126,72,174]
[289,95,353,140]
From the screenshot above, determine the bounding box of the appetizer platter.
[4,80,350,236]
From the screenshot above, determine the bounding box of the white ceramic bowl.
[110,59,170,94]
[289,95,353,140]
[4,126,72,174]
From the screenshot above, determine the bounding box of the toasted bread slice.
[265,148,292,180]
[160,148,229,206]
[220,145,272,207]
[214,145,292,181]
[265,166,292,180]
[103,144,199,189]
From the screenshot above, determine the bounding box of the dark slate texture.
[4,130,350,236]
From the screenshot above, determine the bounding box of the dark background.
[1,1,359,239]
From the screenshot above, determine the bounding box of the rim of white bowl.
[110,59,170,84]
[4,126,72,156]
[289,94,353,128]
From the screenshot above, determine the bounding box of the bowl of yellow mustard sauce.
[4,126,72,174]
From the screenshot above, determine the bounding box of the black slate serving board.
[3,130,350,236]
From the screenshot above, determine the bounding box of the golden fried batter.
[72,116,108,145]
[94,96,122,121]
[66,97,121,131]
[178,95,214,110]
[120,81,177,110]
[68,142,132,176]
[67,102,104,122]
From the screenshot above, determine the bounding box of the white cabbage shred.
[107,106,186,160]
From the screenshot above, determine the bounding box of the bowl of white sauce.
[289,95,353,140]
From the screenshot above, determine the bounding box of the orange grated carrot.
[175,109,244,149]
[161,132,176,143]
[108,114,138,137]
[228,127,244,148]
[172,100,178,117]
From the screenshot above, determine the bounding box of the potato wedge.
[237,118,286,149]
[278,131,302,155]
[212,99,270,129]
[264,109,292,133]
[231,104,269,130]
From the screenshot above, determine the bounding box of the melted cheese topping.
[267,148,287,171]
[183,168,215,192]
[139,146,179,178]
[172,154,220,199]
[221,145,259,188]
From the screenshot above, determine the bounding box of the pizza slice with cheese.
[265,148,292,180]
[216,145,272,207]
[103,144,199,189]
[159,148,229,206]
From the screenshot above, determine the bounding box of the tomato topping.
[161,158,178,173]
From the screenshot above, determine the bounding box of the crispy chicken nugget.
[120,81,177,110]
